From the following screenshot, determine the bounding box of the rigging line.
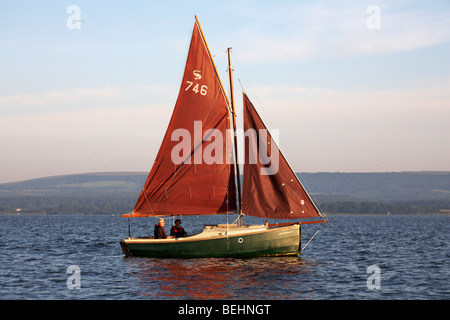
[226,187,230,237]
[237,78,246,94]
[213,50,227,57]
[142,186,155,217]
[231,51,279,140]
[230,214,241,226]
[300,222,325,254]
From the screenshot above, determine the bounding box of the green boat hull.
[120,224,301,258]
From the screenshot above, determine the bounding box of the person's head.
[158,218,165,226]
[175,219,181,227]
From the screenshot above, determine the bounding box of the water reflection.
[124,256,316,299]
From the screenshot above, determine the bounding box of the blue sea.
[0,214,448,300]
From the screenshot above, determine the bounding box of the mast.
[227,48,243,222]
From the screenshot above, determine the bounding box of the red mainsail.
[128,21,236,216]
[242,93,325,221]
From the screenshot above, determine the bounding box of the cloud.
[233,2,450,63]
[0,83,176,151]
[0,83,178,182]
[0,84,174,115]
[0,103,173,183]
[240,79,450,172]
[248,78,450,117]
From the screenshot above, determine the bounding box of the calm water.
[0,214,448,300]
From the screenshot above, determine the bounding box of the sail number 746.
[185,70,208,96]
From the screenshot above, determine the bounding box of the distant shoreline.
[1,171,448,215]
[2,212,448,216]
[325,212,449,216]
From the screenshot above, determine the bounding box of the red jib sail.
[127,21,236,217]
[242,92,325,221]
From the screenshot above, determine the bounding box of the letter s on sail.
[193,70,202,80]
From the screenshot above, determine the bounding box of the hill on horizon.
[0,172,147,197]
[1,171,449,214]
[1,170,449,200]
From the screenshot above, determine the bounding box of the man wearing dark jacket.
[154,218,173,239]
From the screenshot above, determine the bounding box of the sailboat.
[120,17,327,258]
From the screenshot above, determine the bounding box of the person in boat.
[154,218,173,239]
[170,219,188,238]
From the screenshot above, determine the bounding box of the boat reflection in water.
[123,257,317,299]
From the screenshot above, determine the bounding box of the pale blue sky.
[1,0,449,183]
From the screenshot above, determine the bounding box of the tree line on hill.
[318,200,446,214]
[0,195,136,215]
[0,195,447,215]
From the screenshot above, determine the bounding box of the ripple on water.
[0,214,448,299]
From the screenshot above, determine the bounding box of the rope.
[142,186,155,216]
[300,223,325,254]
[128,217,131,238]
[213,50,227,57]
